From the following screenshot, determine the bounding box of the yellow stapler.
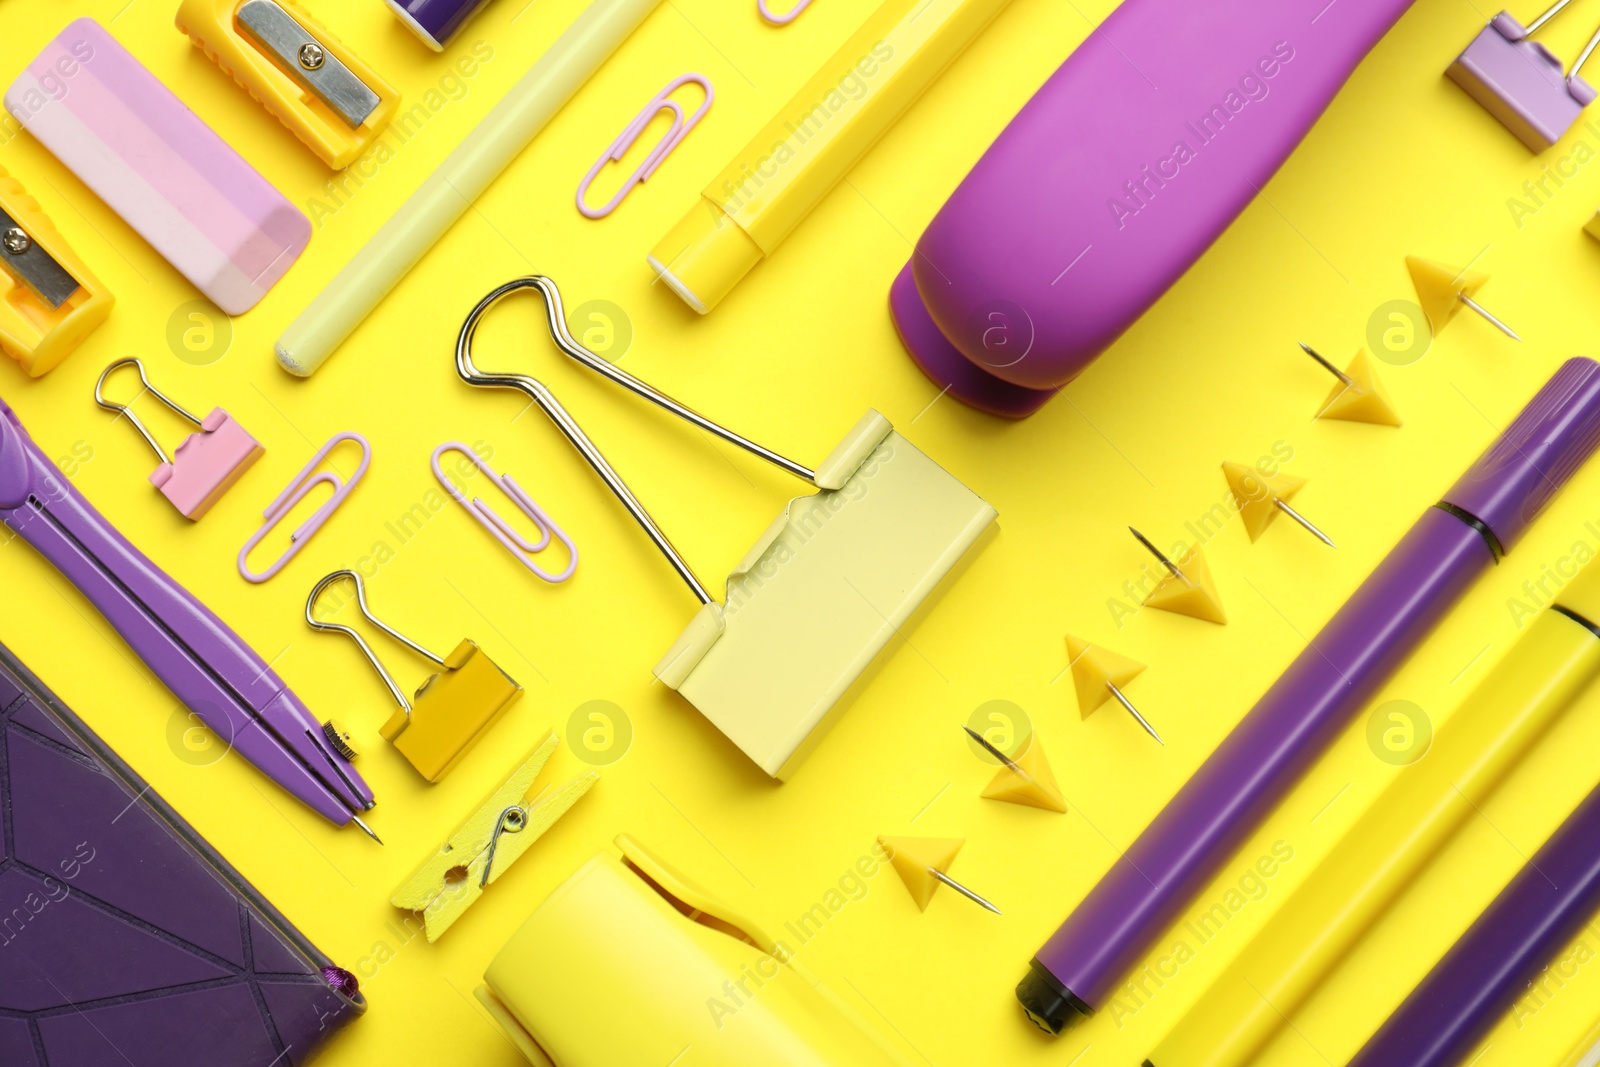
[392,733,596,941]
[0,166,112,377]
[476,834,918,1066]
[306,570,520,782]
[176,0,401,168]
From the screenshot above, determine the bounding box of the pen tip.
[352,815,383,845]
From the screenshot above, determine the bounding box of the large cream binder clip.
[456,277,998,780]
[391,732,596,941]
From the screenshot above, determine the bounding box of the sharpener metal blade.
[237,0,381,129]
[0,208,80,309]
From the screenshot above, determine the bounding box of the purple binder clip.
[1447,2,1600,151]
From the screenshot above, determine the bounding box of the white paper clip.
[456,277,999,781]
[431,442,577,582]
[576,74,713,220]
[238,431,370,583]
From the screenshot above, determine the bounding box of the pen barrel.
[1147,606,1600,1067]
[1031,509,1492,1018]
[276,0,661,376]
[1349,772,1600,1067]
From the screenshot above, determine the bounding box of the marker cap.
[1443,357,1600,554]
[647,201,762,315]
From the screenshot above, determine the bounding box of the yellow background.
[5,0,1600,1063]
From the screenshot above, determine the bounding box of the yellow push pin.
[1129,527,1227,625]
[1064,634,1162,745]
[965,726,1066,813]
[877,836,1000,914]
[1406,255,1520,341]
[1221,461,1336,547]
[1298,343,1402,427]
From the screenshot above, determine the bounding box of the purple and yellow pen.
[0,394,378,838]
[1018,358,1600,1031]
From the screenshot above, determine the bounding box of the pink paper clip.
[576,74,714,220]
[238,432,370,584]
[94,358,263,521]
[758,0,815,25]
[432,442,577,583]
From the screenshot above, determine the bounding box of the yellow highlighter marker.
[649,0,1013,314]
[1145,560,1600,1067]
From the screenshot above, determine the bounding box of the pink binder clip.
[576,74,713,220]
[238,432,370,584]
[758,0,815,25]
[1448,2,1600,151]
[94,358,263,520]
[432,442,577,583]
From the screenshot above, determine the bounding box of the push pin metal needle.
[964,725,1032,780]
[929,868,1003,914]
[1130,526,1188,583]
[1105,682,1164,746]
[1457,292,1521,341]
[1275,498,1336,547]
[1298,342,1355,387]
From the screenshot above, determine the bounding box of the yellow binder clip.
[176,0,401,169]
[476,834,917,1066]
[0,166,113,377]
[456,277,998,781]
[391,733,596,942]
[306,570,521,782]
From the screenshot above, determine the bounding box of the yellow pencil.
[1146,561,1600,1067]
[276,0,662,377]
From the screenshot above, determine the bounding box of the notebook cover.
[0,642,363,1066]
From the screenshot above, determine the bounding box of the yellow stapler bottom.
[379,639,520,782]
[478,834,917,1066]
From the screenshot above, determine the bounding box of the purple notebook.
[0,643,363,1066]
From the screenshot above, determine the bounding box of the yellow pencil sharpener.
[0,167,113,377]
[307,571,521,782]
[476,834,918,1067]
[176,0,401,169]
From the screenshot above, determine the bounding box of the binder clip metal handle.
[455,276,817,605]
[94,358,264,520]
[307,569,522,782]
[306,569,446,720]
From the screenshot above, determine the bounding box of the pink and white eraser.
[3,18,310,315]
[150,409,264,520]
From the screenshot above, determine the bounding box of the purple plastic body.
[1029,358,1600,1023]
[890,0,1418,417]
[383,0,490,50]
[0,644,362,1066]
[1446,14,1598,153]
[0,394,372,827]
[1348,773,1600,1067]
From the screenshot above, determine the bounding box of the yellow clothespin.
[457,277,999,783]
[306,570,521,782]
[392,734,597,941]
[0,165,113,377]
[176,0,400,169]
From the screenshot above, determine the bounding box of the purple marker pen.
[1349,768,1600,1067]
[385,0,493,51]
[890,0,1420,417]
[1019,358,1600,1032]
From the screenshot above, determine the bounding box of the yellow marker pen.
[1146,560,1600,1067]
[649,0,1012,314]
